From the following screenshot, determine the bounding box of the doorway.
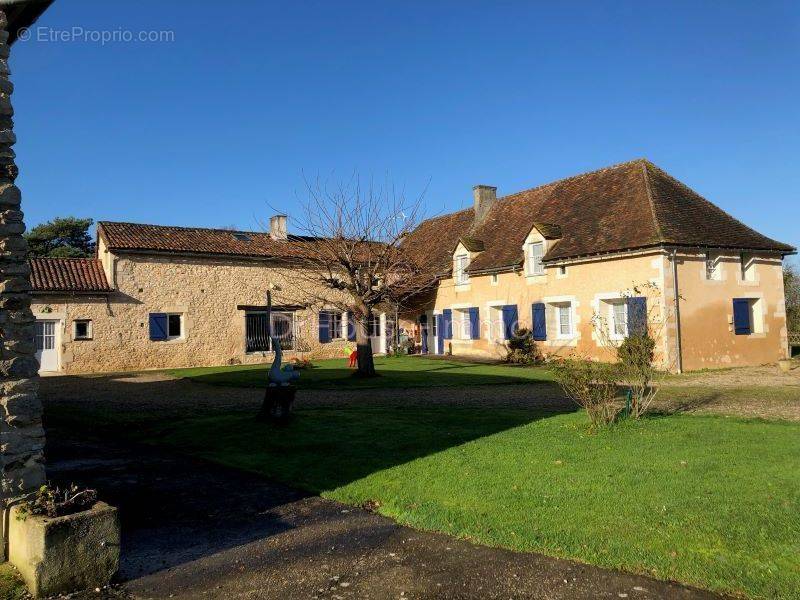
[35,319,59,372]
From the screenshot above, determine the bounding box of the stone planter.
[778,359,793,373]
[258,384,297,424]
[8,501,120,598]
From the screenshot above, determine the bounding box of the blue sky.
[9,1,800,251]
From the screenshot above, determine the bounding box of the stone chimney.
[472,184,497,224]
[269,214,287,241]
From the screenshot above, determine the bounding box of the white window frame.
[73,319,92,341]
[166,313,184,341]
[556,303,573,339]
[705,252,720,280]
[609,300,627,340]
[527,242,544,276]
[330,311,344,339]
[454,254,470,284]
[490,273,499,286]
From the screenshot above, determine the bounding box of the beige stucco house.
[29,159,794,374]
[399,159,794,371]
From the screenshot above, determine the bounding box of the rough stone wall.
[0,10,46,560]
[31,252,356,373]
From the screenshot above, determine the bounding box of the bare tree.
[273,175,438,377]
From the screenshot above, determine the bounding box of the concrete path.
[45,433,722,600]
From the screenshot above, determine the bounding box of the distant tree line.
[785,262,800,333]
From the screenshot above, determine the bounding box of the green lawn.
[166,355,555,389]
[143,407,800,599]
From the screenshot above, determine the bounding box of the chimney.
[269,214,287,241]
[472,184,497,224]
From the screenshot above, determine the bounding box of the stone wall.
[31,251,358,374]
[0,10,46,561]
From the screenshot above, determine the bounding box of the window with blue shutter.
[347,313,357,341]
[626,297,648,337]
[443,309,453,340]
[149,313,168,341]
[501,304,518,340]
[468,307,480,339]
[531,303,546,341]
[318,311,331,343]
[732,298,751,335]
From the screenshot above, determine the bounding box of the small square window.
[167,314,182,339]
[705,252,720,280]
[73,319,92,340]
[490,273,499,285]
[559,265,567,276]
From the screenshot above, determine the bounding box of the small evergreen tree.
[24,217,95,258]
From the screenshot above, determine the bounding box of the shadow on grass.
[41,370,574,580]
[171,357,555,390]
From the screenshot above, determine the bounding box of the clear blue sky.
[9,1,800,251]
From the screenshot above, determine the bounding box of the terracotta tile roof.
[400,208,475,273]
[29,257,112,293]
[98,222,322,260]
[406,159,794,275]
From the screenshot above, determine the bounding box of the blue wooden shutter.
[318,311,331,343]
[502,305,518,340]
[347,313,357,341]
[626,296,648,337]
[443,309,453,340]
[531,303,546,341]
[149,313,168,341]
[468,307,480,339]
[732,298,751,335]
[435,314,445,353]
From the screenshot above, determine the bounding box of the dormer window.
[527,242,544,276]
[454,254,470,284]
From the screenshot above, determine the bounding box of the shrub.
[505,328,542,365]
[16,483,97,519]
[616,334,657,418]
[291,356,314,370]
[550,358,620,428]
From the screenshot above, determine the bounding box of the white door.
[35,320,59,372]
[368,315,382,354]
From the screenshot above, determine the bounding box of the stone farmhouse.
[28,216,392,374]
[29,159,794,375]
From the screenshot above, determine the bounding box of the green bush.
[549,358,620,428]
[505,328,542,365]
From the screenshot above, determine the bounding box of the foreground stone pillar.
[0,8,46,561]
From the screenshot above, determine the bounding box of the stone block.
[0,183,20,206]
[8,502,120,598]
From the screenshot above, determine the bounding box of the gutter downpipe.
[670,248,683,373]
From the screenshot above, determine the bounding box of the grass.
[166,355,555,389]
[139,407,800,599]
[0,564,27,600]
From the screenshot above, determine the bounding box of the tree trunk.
[355,313,376,377]
[0,8,46,560]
